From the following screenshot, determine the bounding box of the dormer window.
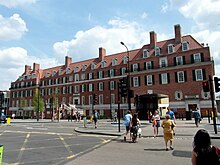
[112,58,117,66]
[123,56,128,64]
[155,47,161,56]
[59,69,63,75]
[19,76,23,81]
[45,72,50,78]
[182,41,189,51]
[66,67,71,74]
[32,73,36,79]
[74,67,79,73]
[91,63,96,70]
[168,44,175,54]
[52,70,57,76]
[101,61,106,68]
[82,64,87,71]
[142,49,149,58]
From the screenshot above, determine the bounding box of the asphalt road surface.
[0,121,115,165]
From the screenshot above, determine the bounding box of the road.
[0,121,115,165]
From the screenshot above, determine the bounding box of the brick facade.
[9,24,215,119]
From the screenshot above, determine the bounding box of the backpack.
[196,146,220,165]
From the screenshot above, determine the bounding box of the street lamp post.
[120,42,131,112]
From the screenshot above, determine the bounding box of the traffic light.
[202,81,210,92]
[119,77,128,97]
[93,94,98,105]
[214,77,220,93]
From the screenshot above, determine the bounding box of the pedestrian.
[191,129,220,165]
[123,110,132,141]
[151,110,160,138]
[131,113,140,142]
[93,110,99,128]
[161,114,176,151]
[193,108,201,127]
[12,113,15,119]
[83,114,87,128]
[166,107,176,135]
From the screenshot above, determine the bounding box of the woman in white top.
[151,110,160,138]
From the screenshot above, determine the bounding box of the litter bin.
[0,145,3,165]
[186,111,192,120]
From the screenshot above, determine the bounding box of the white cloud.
[0,14,28,40]
[0,0,37,8]
[0,47,59,90]
[53,18,169,62]
[164,0,220,78]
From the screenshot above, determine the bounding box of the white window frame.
[194,53,201,63]
[81,84,85,92]
[81,73,85,80]
[177,71,185,83]
[74,67,79,73]
[175,91,183,100]
[147,75,153,86]
[182,41,189,51]
[133,77,139,87]
[99,71,103,79]
[159,57,167,68]
[155,47,160,56]
[101,61,106,68]
[146,61,153,70]
[81,96,85,105]
[66,67,71,74]
[99,82,104,91]
[89,95,93,105]
[112,59,117,66]
[123,56,128,64]
[142,49,149,58]
[74,74,79,81]
[91,63,96,70]
[59,69,63,75]
[88,73,93,80]
[109,69,114,77]
[82,64,87,71]
[168,44,174,54]
[99,95,103,105]
[176,56,183,65]
[62,86,66,94]
[110,81,114,90]
[89,84,93,92]
[161,73,168,84]
[195,69,203,81]
[121,67,126,75]
[74,85,79,93]
[132,64,138,72]
[111,94,115,104]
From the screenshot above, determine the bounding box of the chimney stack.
[65,56,72,67]
[150,31,157,48]
[24,65,31,74]
[99,47,106,61]
[174,24,182,43]
[33,63,40,71]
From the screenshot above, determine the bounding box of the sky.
[0,0,220,90]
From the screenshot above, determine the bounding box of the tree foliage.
[32,90,44,113]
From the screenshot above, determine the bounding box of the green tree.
[32,90,44,121]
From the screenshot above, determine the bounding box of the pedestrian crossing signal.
[202,81,210,92]
[214,77,220,93]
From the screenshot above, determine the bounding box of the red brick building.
[9,24,215,119]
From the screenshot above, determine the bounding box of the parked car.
[0,113,7,124]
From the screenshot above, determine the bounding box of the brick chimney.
[150,31,157,48]
[65,56,72,67]
[99,47,106,61]
[174,24,182,43]
[24,65,31,74]
[33,63,40,71]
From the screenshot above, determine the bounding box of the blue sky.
[0,0,220,90]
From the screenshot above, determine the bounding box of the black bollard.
[208,110,210,123]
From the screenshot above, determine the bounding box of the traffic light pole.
[117,82,121,132]
[209,75,217,134]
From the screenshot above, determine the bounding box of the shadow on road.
[172,150,192,158]
[144,148,166,151]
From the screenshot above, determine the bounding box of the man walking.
[123,111,132,141]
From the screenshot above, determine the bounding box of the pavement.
[68,118,220,165]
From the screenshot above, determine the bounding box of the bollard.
[7,117,11,125]
[0,145,3,165]
[182,114,184,120]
